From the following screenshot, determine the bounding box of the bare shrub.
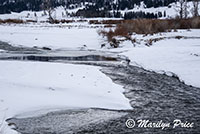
[101,20,123,25]
[89,20,101,24]
[98,29,120,48]
[60,19,75,23]
[104,24,114,28]
[191,17,200,28]
[76,19,87,22]
[113,19,169,35]
[110,38,120,48]
[90,20,123,25]
[26,20,37,23]
[100,17,200,36]
[48,19,75,24]
[99,17,200,48]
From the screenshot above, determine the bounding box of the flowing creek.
[1,41,200,134]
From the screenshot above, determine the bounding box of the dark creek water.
[1,41,200,134]
[0,41,125,62]
[0,55,120,62]
[0,41,40,52]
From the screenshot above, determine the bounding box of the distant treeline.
[75,9,166,19]
[1,0,193,19]
[0,0,178,14]
[124,11,167,19]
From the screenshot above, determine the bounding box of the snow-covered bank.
[0,24,103,50]
[0,61,131,133]
[0,23,200,89]
[120,30,200,88]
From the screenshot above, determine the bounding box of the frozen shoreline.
[0,20,200,133]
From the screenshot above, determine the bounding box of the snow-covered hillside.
[0,6,84,21]
[120,1,200,18]
[0,1,199,21]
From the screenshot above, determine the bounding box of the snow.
[0,1,199,22]
[0,23,200,88]
[0,24,103,50]
[120,30,200,88]
[0,61,131,133]
[117,1,200,18]
[0,5,121,22]
[0,6,86,21]
[0,3,200,132]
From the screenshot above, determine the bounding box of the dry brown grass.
[89,20,101,24]
[99,17,200,47]
[0,19,76,24]
[89,20,124,25]
[49,19,75,24]
[99,17,200,44]
[76,19,88,22]
[0,19,24,24]
[26,20,37,23]
[104,24,114,28]
[98,28,129,43]
[101,20,123,25]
